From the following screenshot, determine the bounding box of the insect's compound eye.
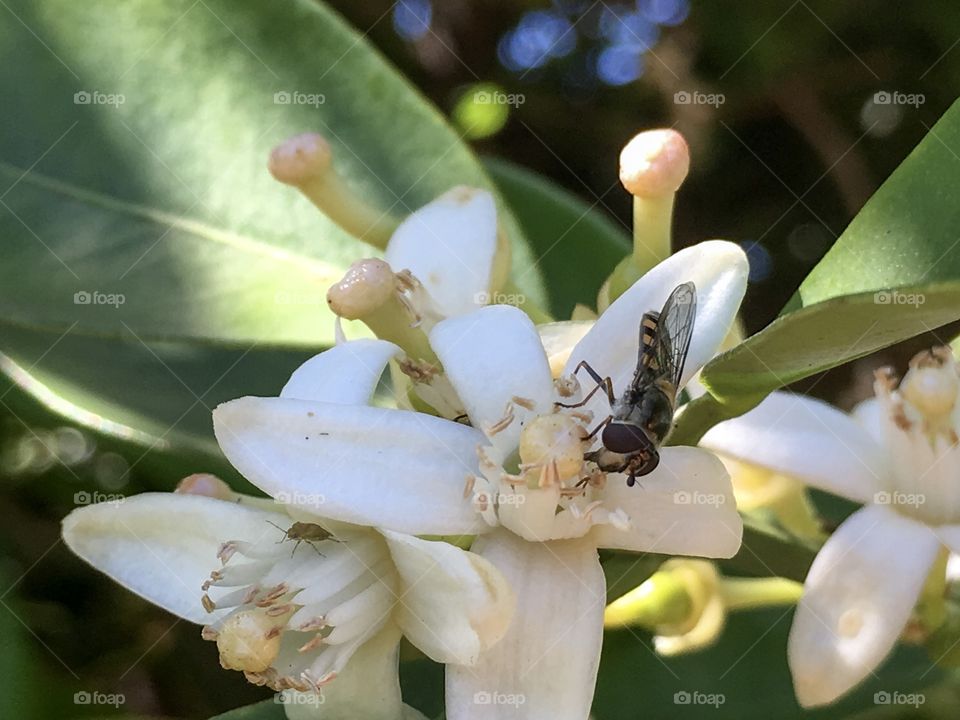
[601,422,653,454]
[634,450,660,477]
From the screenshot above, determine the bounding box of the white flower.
[213,240,748,719]
[384,186,503,319]
[62,349,516,720]
[700,347,960,707]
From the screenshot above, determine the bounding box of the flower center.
[874,347,960,524]
[466,387,632,542]
[200,523,397,692]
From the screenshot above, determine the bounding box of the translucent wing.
[652,282,696,390]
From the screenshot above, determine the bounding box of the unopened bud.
[175,473,235,500]
[605,129,691,306]
[269,133,399,248]
[619,129,690,198]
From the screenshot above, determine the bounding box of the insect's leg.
[556,378,611,409]
[582,415,612,441]
[556,361,615,409]
[626,473,637,487]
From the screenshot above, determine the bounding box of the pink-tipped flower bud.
[619,129,690,198]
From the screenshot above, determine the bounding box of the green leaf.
[679,102,960,437]
[484,157,630,317]
[0,320,312,482]
[723,515,818,582]
[595,606,938,720]
[703,282,960,402]
[602,553,662,602]
[0,0,544,350]
[798,98,960,306]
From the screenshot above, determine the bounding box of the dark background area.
[3,1,960,717]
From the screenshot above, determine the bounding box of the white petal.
[538,321,593,377]
[563,241,747,415]
[788,504,939,707]
[700,392,888,504]
[281,339,400,404]
[431,306,554,459]
[62,493,286,624]
[381,530,514,665]
[445,532,604,720]
[591,447,742,558]
[385,187,498,318]
[282,623,404,720]
[934,525,960,556]
[852,397,887,450]
[214,398,485,536]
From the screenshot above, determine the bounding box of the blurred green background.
[3,0,960,717]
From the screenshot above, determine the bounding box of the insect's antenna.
[265,520,288,544]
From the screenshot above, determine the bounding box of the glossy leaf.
[0,320,312,481]
[0,0,543,350]
[701,282,960,402]
[684,103,960,432]
[485,157,630,317]
[798,98,960,305]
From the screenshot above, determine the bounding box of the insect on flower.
[562,282,696,487]
[267,520,339,557]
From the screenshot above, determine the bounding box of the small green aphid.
[267,520,339,557]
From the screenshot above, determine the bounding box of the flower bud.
[603,129,691,307]
[269,133,399,248]
[619,129,690,198]
[175,473,235,500]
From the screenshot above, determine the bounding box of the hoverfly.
[562,282,696,487]
[267,520,339,557]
